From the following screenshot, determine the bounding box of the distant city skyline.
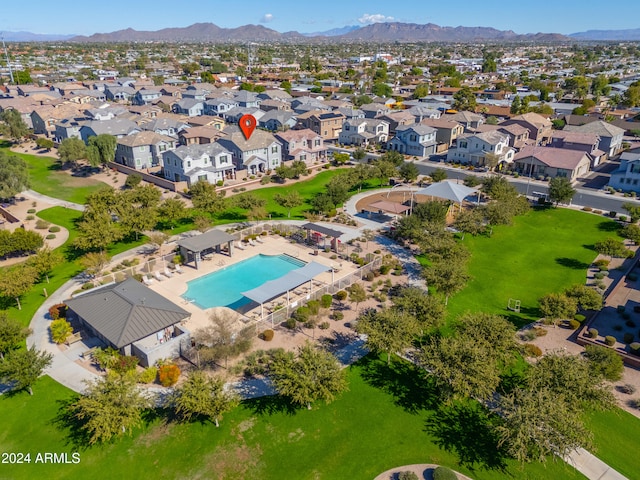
[2,0,639,37]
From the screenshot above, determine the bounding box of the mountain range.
[4,23,639,43]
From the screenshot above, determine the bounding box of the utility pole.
[1,34,14,84]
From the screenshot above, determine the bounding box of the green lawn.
[1,141,108,204]
[584,408,640,480]
[446,207,621,327]
[0,358,586,480]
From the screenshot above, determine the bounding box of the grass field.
[0,357,586,480]
[1,141,108,204]
[446,207,621,327]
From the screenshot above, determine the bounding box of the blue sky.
[2,0,639,36]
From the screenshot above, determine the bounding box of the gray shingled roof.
[177,229,236,252]
[65,278,190,348]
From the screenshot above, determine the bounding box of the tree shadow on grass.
[597,220,621,233]
[358,354,441,413]
[52,396,92,450]
[425,399,507,472]
[555,257,591,270]
[243,394,298,417]
[502,305,541,329]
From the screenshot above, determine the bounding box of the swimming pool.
[182,254,306,309]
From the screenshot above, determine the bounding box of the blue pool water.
[182,254,306,309]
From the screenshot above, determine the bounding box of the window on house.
[220,155,228,163]
[187,161,191,168]
[271,146,278,153]
[410,134,417,142]
[139,146,145,152]
[634,179,638,185]
[198,174,207,182]
[300,155,306,161]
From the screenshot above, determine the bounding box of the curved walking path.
[22,189,85,211]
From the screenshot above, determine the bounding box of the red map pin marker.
[239,114,257,140]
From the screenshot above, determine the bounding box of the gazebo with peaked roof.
[300,222,343,253]
[177,229,236,270]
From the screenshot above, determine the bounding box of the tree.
[454,208,485,239]
[355,308,420,365]
[146,231,169,253]
[423,257,470,305]
[87,134,117,167]
[538,293,577,323]
[548,177,576,205]
[0,312,30,360]
[372,82,392,97]
[332,152,350,165]
[399,162,419,182]
[35,137,54,150]
[452,87,477,111]
[193,310,253,368]
[623,202,640,223]
[0,264,38,310]
[483,152,500,171]
[373,159,398,186]
[189,181,227,215]
[157,196,187,228]
[80,251,111,277]
[57,137,87,166]
[280,80,292,94]
[124,173,142,189]
[50,318,73,344]
[274,191,303,218]
[496,387,592,464]
[594,237,630,259]
[380,150,405,167]
[564,284,602,311]
[27,246,63,283]
[347,283,367,312]
[430,168,447,183]
[391,286,445,332]
[269,342,347,410]
[115,185,161,240]
[0,109,30,142]
[0,151,30,200]
[172,370,239,427]
[413,83,430,99]
[0,346,52,395]
[69,373,151,444]
[349,163,374,192]
[510,96,522,115]
[352,148,366,161]
[584,344,624,381]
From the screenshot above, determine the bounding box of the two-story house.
[80,118,140,143]
[387,124,437,157]
[376,110,415,134]
[179,126,225,146]
[233,90,261,108]
[139,118,190,139]
[513,146,591,182]
[204,98,239,117]
[609,152,640,192]
[115,131,177,170]
[105,85,135,102]
[275,128,326,163]
[217,126,282,175]
[338,119,389,147]
[564,120,625,158]
[500,112,552,145]
[420,118,464,148]
[31,103,86,137]
[133,89,162,106]
[441,111,485,132]
[296,111,345,141]
[54,117,86,143]
[446,131,514,168]
[172,98,204,117]
[162,143,236,185]
[258,110,297,131]
[406,105,441,123]
[550,130,605,168]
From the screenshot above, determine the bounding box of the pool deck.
[144,233,356,333]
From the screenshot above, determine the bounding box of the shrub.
[522,343,543,357]
[216,180,224,187]
[574,314,586,323]
[112,355,139,375]
[27,208,36,214]
[379,265,391,275]
[48,303,67,320]
[285,317,297,329]
[520,329,536,341]
[588,328,599,338]
[48,225,61,233]
[594,259,609,268]
[320,294,333,309]
[138,366,158,384]
[46,234,56,240]
[630,342,640,356]
[582,206,593,212]
[35,219,50,229]
[262,329,274,341]
[433,466,458,480]
[533,327,548,337]
[125,174,142,188]
[364,271,375,281]
[319,321,330,330]
[398,472,419,480]
[294,306,310,323]
[604,335,616,346]
[594,272,606,280]
[50,319,73,344]
[260,175,271,185]
[335,290,348,302]
[332,311,344,321]
[158,364,180,386]
[25,215,34,221]
[568,319,581,330]
[609,211,617,218]
[624,333,634,344]
[620,384,637,394]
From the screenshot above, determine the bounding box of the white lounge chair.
[163,267,174,278]
[143,275,154,285]
[255,235,265,243]
[248,238,257,246]
[175,264,184,274]
[235,242,246,250]
[154,271,164,281]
